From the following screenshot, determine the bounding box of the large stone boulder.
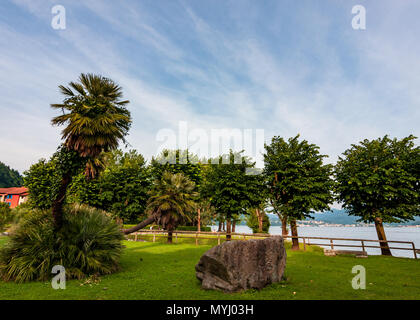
[195,236,286,292]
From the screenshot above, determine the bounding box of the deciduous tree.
[264,135,334,250]
[335,135,419,256]
[69,150,151,223]
[203,150,263,240]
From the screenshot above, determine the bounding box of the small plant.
[79,274,101,287]
[0,204,124,282]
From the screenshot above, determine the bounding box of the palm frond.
[146,172,197,230]
[50,73,132,176]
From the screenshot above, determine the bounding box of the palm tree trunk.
[197,208,201,232]
[51,172,72,230]
[374,217,392,256]
[123,216,155,235]
[226,218,232,241]
[290,219,299,250]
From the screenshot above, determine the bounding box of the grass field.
[0,235,419,300]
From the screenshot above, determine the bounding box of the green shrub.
[10,203,32,225]
[246,210,270,234]
[176,225,211,232]
[0,204,124,282]
[0,203,12,232]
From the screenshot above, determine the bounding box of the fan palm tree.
[145,171,197,243]
[50,73,131,228]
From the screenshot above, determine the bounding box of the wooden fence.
[128,229,419,259]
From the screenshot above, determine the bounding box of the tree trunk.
[290,219,299,250]
[167,229,173,244]
[123,216,155,235]
[232,219,236,233]
[51,172,72,230]
[218,220,222,232]
[374,217,392,256]
[197,208,201,232]
[281,215,288,237]
[226,218,232,240]
[256,208,263,233]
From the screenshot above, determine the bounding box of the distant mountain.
[307,209,359,225]
[266,209,420,226]
[0,161,23,188]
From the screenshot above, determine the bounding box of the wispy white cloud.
[0,0,418,174]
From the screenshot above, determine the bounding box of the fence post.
[175,231,178,243]
[303,238,306,251]
[153,232,156,243]
[412,243,417,259]
[195,232,198,246]
[330,239,334,250]
[361,240,365,253]
[134,232,138,242]
[217,233,221,245]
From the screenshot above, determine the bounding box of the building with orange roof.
[0,187,29,208]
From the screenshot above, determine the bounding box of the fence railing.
[128,229,419,259]
[284,235,418,259]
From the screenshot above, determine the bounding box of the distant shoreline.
[295,223,420,228]
[236,222,420,228]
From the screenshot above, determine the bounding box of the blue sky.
[0,0,419,173]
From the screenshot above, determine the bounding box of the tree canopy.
[150,149,202,187]
[335,135,419,223]
[23,157,59,210]
[0,162,23,188]
[69,150,151,223]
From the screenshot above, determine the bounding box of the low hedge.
[176,226,211,232]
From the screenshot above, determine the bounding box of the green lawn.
[0,235,419,300]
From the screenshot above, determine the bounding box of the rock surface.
[195,236,286,292]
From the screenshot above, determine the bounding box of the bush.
[176,225,211,232]
[0,203,12,232]
[10,203,32,225]
[0,204,124,282]
[246,210,270,234]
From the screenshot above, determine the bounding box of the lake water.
[211,225,420,258]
